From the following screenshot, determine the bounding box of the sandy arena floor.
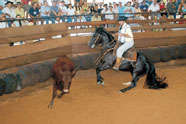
[0,66,186,124]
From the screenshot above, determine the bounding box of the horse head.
[88,26,115,49]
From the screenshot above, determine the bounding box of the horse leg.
[119,61,146,93]
[96,63,110,86]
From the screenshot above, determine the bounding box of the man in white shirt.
[2,1,16,27]
[59,1,67,22]
[67,4,75,23]
[113,16,134,71]
[148,0,160,19]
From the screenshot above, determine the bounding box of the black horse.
[88,27,168,93]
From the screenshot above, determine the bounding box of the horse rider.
[113,16,134,71]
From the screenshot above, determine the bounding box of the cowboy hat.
[117,16,128,21]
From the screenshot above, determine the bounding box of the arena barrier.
[0,19,186,96]
[0,44,186,96]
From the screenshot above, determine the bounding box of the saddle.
[113,42,137,62]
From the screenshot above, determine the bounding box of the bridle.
[91,33,116,50]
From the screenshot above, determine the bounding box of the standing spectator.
[105,6,114,20]
[40,1,51,24]
[134,3,143,19]
[2,1,16,27]
[105,6,114,27]
[113,2,119,20]
[146,0,153,6]
[124,1,135,19]
[118,2,125,17]
[181,3,186,18]
[50,1,61,23]
[59,1,67,22]
[91,11,102,21]
[67,4,75,23]
[166,0,177,19]
[74,2,85,22]
[15,2,24,18]
[29,2,40,25]
[159,0,166,17]
[0,14,8,28]
[0,0,6,11]
[148,0,160,19]
[81,0,90,21]
[21,0,32,18]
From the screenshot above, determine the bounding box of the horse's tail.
[145,61,168,89]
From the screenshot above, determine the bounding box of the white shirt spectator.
[2,7,16,18]
[105,9,114,20]
[67,8,75,15]
[148,2,160,12]
[0,22,8,28]
[113,7,119,13]
[0,0,7,7]
[59,5,68,15]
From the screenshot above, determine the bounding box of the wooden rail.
[0,19,186,70]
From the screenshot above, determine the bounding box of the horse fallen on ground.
[88,27,168,93]
[48,56,78,109]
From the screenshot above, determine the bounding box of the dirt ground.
[0,66,186,124]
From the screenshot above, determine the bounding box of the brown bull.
[48,56,78,109]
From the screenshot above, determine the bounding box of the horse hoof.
[122,82,132,86]
[97,81,101,85]
[48,105,53,109]
[118,91,123,94]
[101,82,104,86]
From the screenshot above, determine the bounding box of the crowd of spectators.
[0,0,186,29]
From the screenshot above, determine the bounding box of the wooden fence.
[0,18,186,70]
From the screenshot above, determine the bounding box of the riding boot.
[113,58,121,71]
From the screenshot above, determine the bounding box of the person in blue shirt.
[118,2,125,17]
[40,1,51,24]
[123,1,135,19]
[140,1,149,19]
[50,1,61,24]
[29,2,39,25]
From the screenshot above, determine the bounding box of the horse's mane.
[96,27,114,42]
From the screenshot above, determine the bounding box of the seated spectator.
[2,1,16,27]
[0,14,8,28]
[59,1,67,22]
[67,4,75,23]
[22,0,32,18]
[148,0,160,19]
[29,2,40,25]
[181,4,186,18]
[159,0,167,18]
[15,2,24,18]
[50,1,61,23]
[91,11,102,21]
[166,0,176,19]
[40,1,51,24]
[11,14,25,46]
[101,4,108,20]
[124,1,135,19]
